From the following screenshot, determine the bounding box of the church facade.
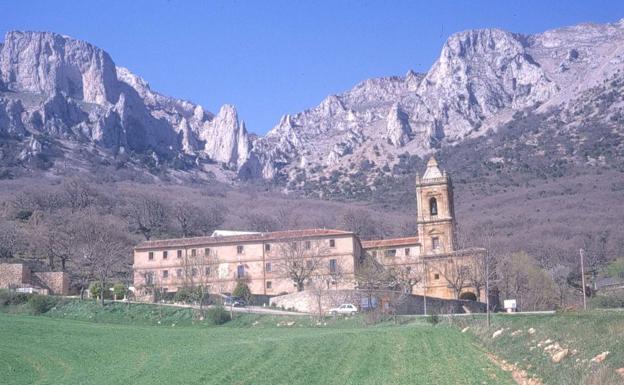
[132,157,482,302]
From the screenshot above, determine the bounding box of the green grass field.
[0,311,514,385]
[455,311,624,385]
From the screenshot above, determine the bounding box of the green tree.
[112,283,127,300]
[232,281,252,303]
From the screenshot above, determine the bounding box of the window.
[162,270,169,278]
[265,244,271,251]
[406,266,412,275]
[237,265,245,279]
[305,241,311,250]
[306,260,314,269]
[191,268,198,277]
[145,272,154,285]
[329,259,337,274]
[405,248,410,256]
[266,281,272,289]
[265,262,272,272]
[204,248,211,256]
[430,197,438,216]
[237,245,244,254]
[432,237,440,250]
[434,273,440,280]
[163,251,168,259]
[177,250,182,259]
[205,267,211,276]
[148,252,154,260]
[176,269,182,277]
[385,249,397,257]
[191,249,196,257]
[329,239,336,248]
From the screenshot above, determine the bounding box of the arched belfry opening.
[429,197,438,216]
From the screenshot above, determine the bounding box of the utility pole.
[485,251,491,327]
[579,248,587,311]
[423,261,427,316]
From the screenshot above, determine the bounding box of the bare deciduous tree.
[581,231,610,290]
[277,240,329,292]
[355,252,389,311]
[30,213,76,270]
[0,221,20,259]
[386,263,423,295]
[61,179,96,212]
[174,201,226,237]
[181,248,218,312]
[340,208,387,240]
[431,256,473,300]
[126,193,170,240]
[496,251,558,311]
[244,212,279,232]
[74,214,131,306]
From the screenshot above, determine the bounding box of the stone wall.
[0,263,28,289]
[0,263,69,295]
[270,290,361,314]
[33,272,70,295]
[270,289,486,315]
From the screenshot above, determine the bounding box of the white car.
[329,304,358,316]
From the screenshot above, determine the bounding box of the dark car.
[223,296,246,307]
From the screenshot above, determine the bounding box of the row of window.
[146,258,339,283]
[148,248,213,261]
[376,238,440,259]
[147,266,213,282]
[147,239,338,261]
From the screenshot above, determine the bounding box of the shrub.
[207,305,231,325]
[27,295,56,315]
[174,287,199,303]
[590,293,624,309]
[232,281,252,303]
[112,283,127,300]
[89,282,112,300]
[0,290,29,306]
[15,209,33,221]
[427,313,440,325]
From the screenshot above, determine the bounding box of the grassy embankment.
[0,297,514,385]
[454,311,624,385]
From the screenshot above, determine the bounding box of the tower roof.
[422,156,444,179]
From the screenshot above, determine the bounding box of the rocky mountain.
[0,31,250,180]
[240,18,624,197]
[1,19,624,194]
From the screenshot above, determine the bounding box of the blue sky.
[1,1,624,135]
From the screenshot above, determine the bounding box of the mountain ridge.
[1,19,624,194]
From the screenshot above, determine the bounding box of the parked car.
[223,296,246,307]
[328,304,358,316]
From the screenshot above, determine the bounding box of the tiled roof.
[135,229,353,251]
[361,236,421,249]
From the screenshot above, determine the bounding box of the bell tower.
[416,157,456,254]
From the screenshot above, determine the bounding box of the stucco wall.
[133,234,359,297]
